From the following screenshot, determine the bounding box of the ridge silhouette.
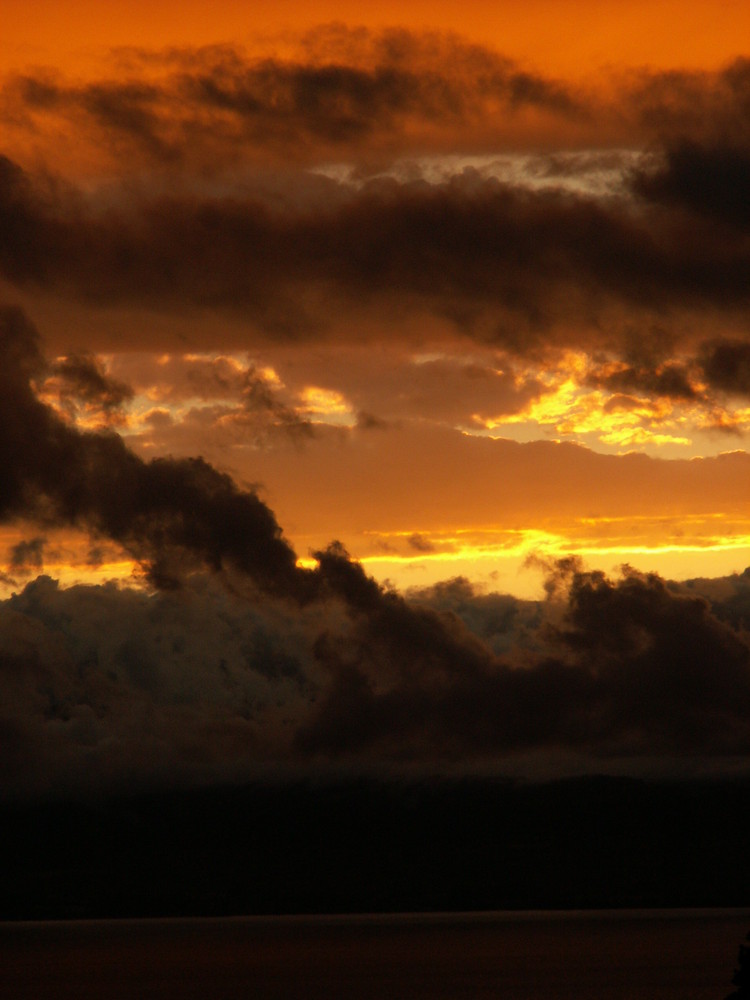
[726,933,750,999]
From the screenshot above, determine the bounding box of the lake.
[2,909,748,999]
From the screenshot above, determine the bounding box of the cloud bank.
[0,307,749,797]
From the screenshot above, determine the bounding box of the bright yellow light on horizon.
[295,519,750,598]
[2,520,747,602]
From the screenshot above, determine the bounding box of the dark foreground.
[2,909,749,1000]
[2,776,750,919]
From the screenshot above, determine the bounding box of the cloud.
[700,340,750,399]
[0,446,749,795]
[39,351,135,429]
[0,572,323,796]
[407,576,543,656]
[585,359,698,402]
[9,536,46,571]
[630,58,750,146]
[632,140,750,230]
[3,36,750,184]
[2,154,750,362]
[263,347,543,428]
[2,39,750,371]
[1,32,585,172]
[49,352,133,410]
[0,306,311,596]
[296,564,750,761]
[7,311,750,790]
[407,533,435,552]
[222,420,750,548]
[1,17,750,793]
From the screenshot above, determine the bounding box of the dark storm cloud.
[2,32,583,166]
[630,57,750,145]
[0,306,310,596]
[586,359,699,401]
[553,567,750,750]
[700,340,750,398]
[2,156,750,355]
[625,60,750,241]
[297,564,750,761]
[0,573,320,797]
[632,140,750,230]
[9,536,46,571]
[693,567,750,632]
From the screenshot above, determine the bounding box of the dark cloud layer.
[633,140,750,230]
[701,340,750,399]
[3,557,750,798]
[585,358,699,402]
[1,32,584,168]
[631,58,750,147]
[4,37,750,172]
[298,565,750,761]
[2,153,750,371]
[3,43,750,381]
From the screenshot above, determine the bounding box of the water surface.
[2,908,748,999]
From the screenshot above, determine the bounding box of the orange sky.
[5,0,749,77]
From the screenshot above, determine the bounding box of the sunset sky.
[1,0,750,795]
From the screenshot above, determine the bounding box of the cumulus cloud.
[0,573,323,796]
[0,306,310,595]
[1,482,749,795]
[297,564,750,761]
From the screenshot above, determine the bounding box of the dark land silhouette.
[3,774,750,920]
[727,933,750,999]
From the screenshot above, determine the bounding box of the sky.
[1,0,750,796]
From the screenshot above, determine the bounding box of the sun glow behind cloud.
[21,336,745,600]
[469,351,750,456]
[289,513,750,598]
